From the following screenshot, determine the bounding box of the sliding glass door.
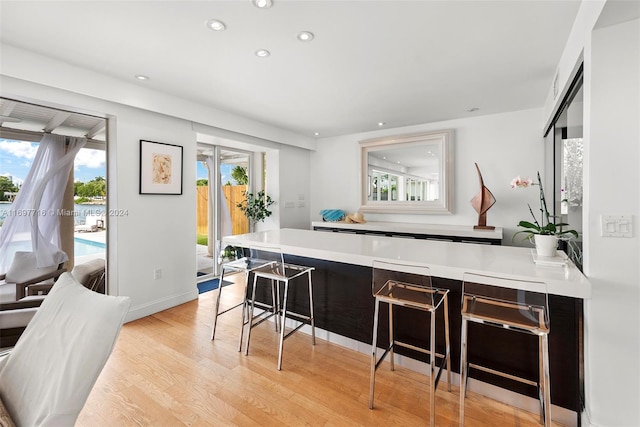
[196,145,251,280]
[545,69,584,270]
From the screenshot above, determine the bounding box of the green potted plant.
[236,190,275,223]
[512,171,578,257]
[220,245,240,262]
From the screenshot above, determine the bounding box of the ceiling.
[0,1,582,138]
[0,98,106,142]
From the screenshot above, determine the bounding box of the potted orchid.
[511,172,578,257]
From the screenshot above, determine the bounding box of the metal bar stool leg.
[244,273,259,356]
[430,307,436,427]
[210,268,226,340]
[307,270,316,345]
[541,334,551,427]
[238,270,251,352]
[389,303,395,371]
[539,334,544,425]
[444,293,452,391]
[272,279,280,332]
[277,279,290,371]
[459,317,468,427]
[369,297,381,409]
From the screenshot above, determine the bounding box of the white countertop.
[311,221,503,240]
[223,228,591,299]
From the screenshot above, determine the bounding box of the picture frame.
[139,140,183,195]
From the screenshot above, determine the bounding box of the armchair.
[0,251,66,302]
[71,258,106,293]
[0,272,130,426]
[0,257,104,348]
[0,297,44,348]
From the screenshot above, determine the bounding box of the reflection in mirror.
[554,82,583,270]
[360,130,453,214]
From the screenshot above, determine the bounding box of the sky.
[1,138,238,187]
[0,139,105,185]
[196,161,237,185]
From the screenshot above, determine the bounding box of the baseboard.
[125,289,198,323]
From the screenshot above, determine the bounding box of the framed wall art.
[139,140,183,195]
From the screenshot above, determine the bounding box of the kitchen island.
[223,228,590,425]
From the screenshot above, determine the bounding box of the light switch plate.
[601,215,633,237]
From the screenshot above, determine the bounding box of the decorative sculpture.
[470,163,496,230]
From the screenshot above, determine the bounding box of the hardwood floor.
[77,275,560,426]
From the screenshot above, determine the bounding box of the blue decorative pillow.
[319,209,345,222]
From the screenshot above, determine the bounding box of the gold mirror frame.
[359,129,454,214]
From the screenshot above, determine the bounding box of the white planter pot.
[534,234,559,257]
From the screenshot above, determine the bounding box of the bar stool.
[459,273,550,427]
[244,245,316,370]
[369,260,451,427]
[210,241,274,351]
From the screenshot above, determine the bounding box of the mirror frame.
[359,129,454,214]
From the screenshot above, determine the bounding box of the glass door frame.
[200,144,253,278]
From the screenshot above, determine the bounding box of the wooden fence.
[196,185,249,236]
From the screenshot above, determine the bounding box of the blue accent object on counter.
[320,209,346,222]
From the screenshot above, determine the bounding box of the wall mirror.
[359,129,454,214]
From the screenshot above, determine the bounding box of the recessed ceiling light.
[135,75,149,81]
[467,107,479,112]
[297,31,314,42]
[314,132,320,136]
[205,19,226,31]
[255,49,270,57]
[251,0,273,8]
[377,122,385,127]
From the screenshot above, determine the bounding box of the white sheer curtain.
[205,156,232,239]
[0,134,87,273]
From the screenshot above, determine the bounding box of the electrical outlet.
[154,268,162,280]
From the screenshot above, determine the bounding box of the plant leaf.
[517,221,540,231]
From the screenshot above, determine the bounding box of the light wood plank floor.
[77,275,562,426]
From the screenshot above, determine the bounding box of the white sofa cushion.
[4,252,60,284]
[0,307,38,329]
[0,272,130,426]
[71,258,105,286]
[0,284,15,304]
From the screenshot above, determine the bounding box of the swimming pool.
[74,238,106,257]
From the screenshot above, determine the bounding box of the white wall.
[543,0,640,423]
[111,108,198,320]
[583,17,640,426]
[310,108,546,244]
[278,145,311,230]
[2,75,198,321]
[542,0,606,129]
[1,77,313,322]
